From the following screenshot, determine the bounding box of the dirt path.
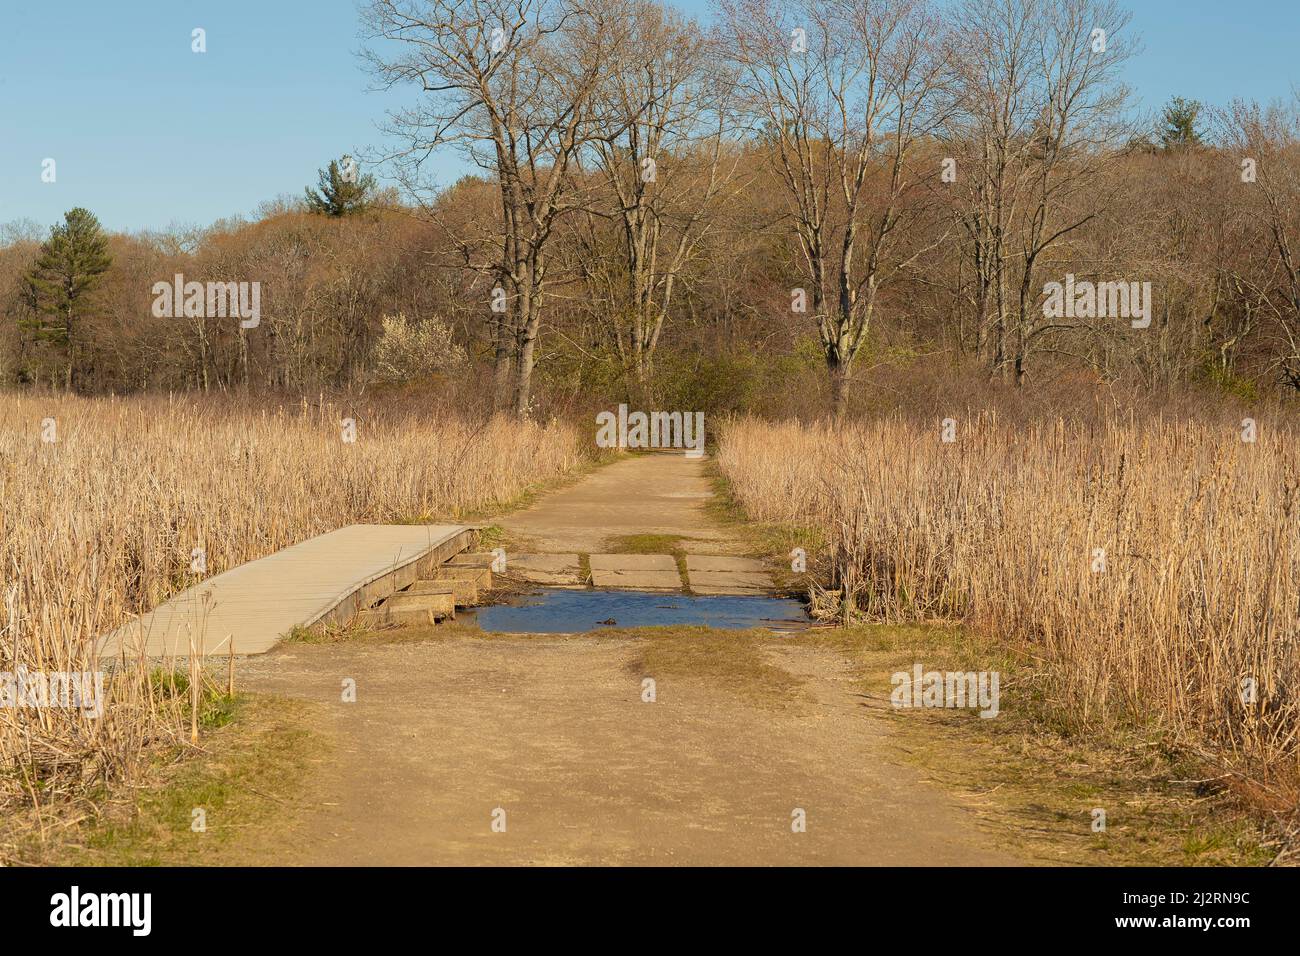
[238,635,1014,865]
[234,453,1023,865]
[499,451,744,553]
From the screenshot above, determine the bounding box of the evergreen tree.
[305,155,376,216]
[24,207,112,390]
[1158,97,1203,151]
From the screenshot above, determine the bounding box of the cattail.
[717,412,1300,808]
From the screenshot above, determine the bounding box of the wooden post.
[226,633,235,698]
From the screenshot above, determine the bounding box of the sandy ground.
[500,451,745,553]
[233,452,1021,865]
[238,635,1018,865]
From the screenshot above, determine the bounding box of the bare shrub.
[368,312,467,385]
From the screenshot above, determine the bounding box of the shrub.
[368,312,466,385]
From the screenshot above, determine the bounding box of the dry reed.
[717,412,1300,804]
[0,392,589,815]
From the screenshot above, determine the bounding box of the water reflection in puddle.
[466,588,810,634]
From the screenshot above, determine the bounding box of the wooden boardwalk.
[100,524,474,659]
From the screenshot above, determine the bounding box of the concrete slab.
[590,569,684,591]
[687,570,774,595]
[360,590,456,627]
[410,579,475,606]
[588,553,683,590]
[685,555,769,574]
[431,565,492,591]
[387,591,456,620]
[449,552,497,567]
[510,553,583,585]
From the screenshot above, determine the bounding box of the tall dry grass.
[0,392,589,815]
[718,412,1300,805]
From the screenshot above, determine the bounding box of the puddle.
[466,588,810,634]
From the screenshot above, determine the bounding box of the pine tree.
[305,155,376,216]
[1158,97,1203,151]
[24,207,112,390]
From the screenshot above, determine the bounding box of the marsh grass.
[16,694,325,866]
[717,412,1300,815]
[0,392,590,821]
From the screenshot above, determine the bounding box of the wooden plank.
[99,525,473,659]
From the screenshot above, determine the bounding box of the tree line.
[3,0,1299,416]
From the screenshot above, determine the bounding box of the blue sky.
[2,0,1296,234]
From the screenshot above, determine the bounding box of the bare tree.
[718,0,951,411]
[1216,96,1300,390]
[946,0,1136,384]
[585,1,746,388]
[363,0,630,415]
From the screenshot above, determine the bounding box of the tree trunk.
[513,338,536,418]
[513,296,539,418]
[829,359,850,417]
[491,309,514,412]
[64,305,75,391]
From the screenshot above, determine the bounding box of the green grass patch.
[148,668,238,731]
[282,623,326,645]
[604,532,687,555]
[621,626,808,709]
[8,694,324,866]
[306,619,488,645]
